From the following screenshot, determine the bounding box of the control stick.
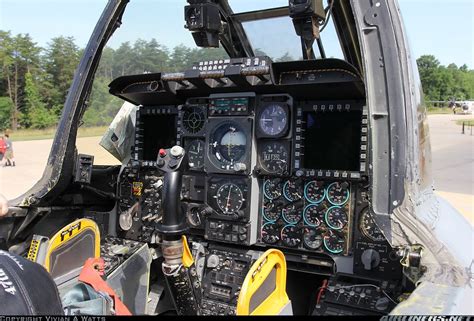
[155,146,188,239]
[154,146,202,315]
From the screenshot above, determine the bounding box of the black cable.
[319,0,335,33]
[316,37,326,59]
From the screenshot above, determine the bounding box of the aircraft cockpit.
[2,0,472,317]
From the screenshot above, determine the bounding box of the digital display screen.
[141,114,177,161]
[209,97,249,115]
[303,111,362,171]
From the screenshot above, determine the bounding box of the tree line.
[0,30,472,131]
[416,55,474,104]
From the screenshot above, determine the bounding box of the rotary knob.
[233,163,247,172]
[361,249,381,270]
[207,254,220,268]
[170,145,185,158]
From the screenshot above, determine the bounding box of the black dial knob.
[361,249,381,270]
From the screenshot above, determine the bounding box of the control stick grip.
[155,146,188,239]
[162,171,183,228]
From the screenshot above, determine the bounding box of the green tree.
[169,44,192,72]
[0,32,41,129]
[96,47,115,80]
[0,97,13,130]
[113,42,134,77]
[83,76,123,126]
[43,36,80,115]
[24,72,56,128]
[417,55,443,101]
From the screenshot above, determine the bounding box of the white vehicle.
[460,101,474,114]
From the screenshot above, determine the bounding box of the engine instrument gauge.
[209,121,247,170]
[258,103,288,137]
[263,179,283,200]
[359,209,386,242]
[261,222,280,245]
[283,179,303,202]
[182,106,206,134]
[303,228,323,250]
[281,225,302,248]
[216,183,244,214]
[323,230,345,254]
[326,182,350,206]
[325,206,348,230]
[304,181,325,204]
[282,203,303,224]
[262,201,281,222]
[303,204,326,227]
[187,139,205,169]
[260,141,289,175]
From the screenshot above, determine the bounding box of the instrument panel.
[111,56,399,280]
[259,178,353,255]
[119,94,369,254]
[107,57,406,315]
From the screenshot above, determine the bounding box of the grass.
[427,107,453,114]
[7,126,109,142]
[455,119,474,126]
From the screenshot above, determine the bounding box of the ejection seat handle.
[78,258,132,315]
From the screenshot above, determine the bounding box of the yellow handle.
[236,249,289,315]
[181,235,194,268]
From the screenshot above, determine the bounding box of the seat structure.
[27,218,101,284]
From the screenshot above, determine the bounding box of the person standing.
[0,136,6,166]
[4,134,15,167]
[0,193,7,217]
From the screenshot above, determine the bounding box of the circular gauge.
[326,182,350,206]
[262,201,281,222]
[261,222,280,245]
[283,180,303,202]
[282,203,303,224]
[281,225,302,248]
[303,228,323,250]
[187,139,205,169]
[216,183,244,214]
[260,141,289,174]
[258,103,288,137]
[303,204,326,227]
[209,122,247,170]
[263,179,283,200]
[182,106,205,134]
[304,181,325,204]
[359,209,386,242]
[187,206,203,227]
[323,231,345,254]
[325,206,348,230]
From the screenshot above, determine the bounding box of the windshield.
[229,0,288,13]
[231,0,344,60]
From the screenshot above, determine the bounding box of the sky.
[0,0,472,67]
